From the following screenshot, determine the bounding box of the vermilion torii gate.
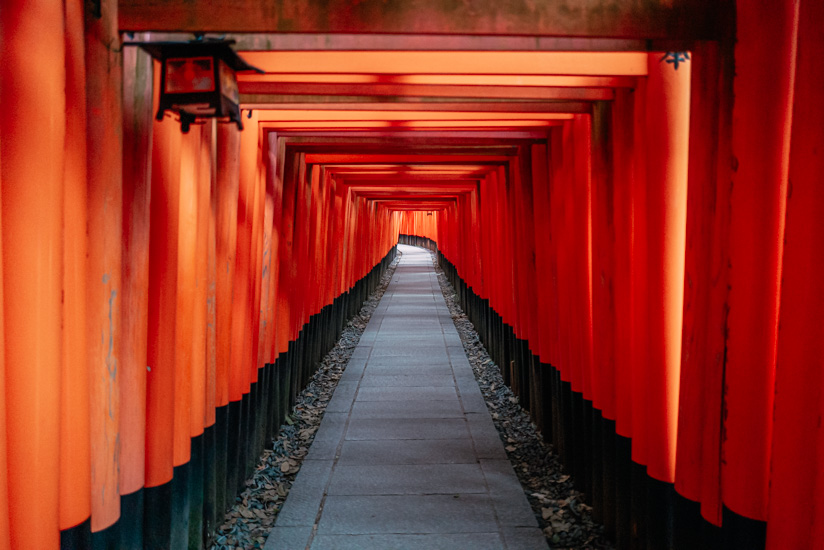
[1,1,822,549]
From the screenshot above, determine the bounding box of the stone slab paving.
[266,245,547,550]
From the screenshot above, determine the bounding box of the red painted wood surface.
[191,123,213,437]
[85,0,124,530]
[674,41,731,525]
[0,130,9,550]
[591,101,617,422]
[0,168,8,550]
[766,1,824,546]
[215,124,241,409]
[1,1,65,546]
[642,52,690,484]
[629,75,650,467]
[205,122,219,428]
[611,88,635,440]
[723,0,797,521]
[121,39,154,498]
[146,70,183,487]
[60,0,92,532]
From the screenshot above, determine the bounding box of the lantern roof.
[125,38,263,74]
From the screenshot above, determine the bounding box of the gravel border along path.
[211,246,613,550]
[210,251,402,550]
[432,252,614,550]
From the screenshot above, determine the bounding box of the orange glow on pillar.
[0,1,65,545]
[643,52,690,483]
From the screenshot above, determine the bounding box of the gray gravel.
[209,252,402,550]
[432,252,614,550]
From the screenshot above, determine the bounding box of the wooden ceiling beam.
[119,0,728,41]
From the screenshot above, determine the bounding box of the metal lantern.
[126,38,262,132]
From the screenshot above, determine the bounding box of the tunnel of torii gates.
[0,0,822,549]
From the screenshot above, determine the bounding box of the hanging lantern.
[125,38,262,132]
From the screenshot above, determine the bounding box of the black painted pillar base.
[144,482,172,550]
[170,462,190,550]
[60,518,91,550]
[120,489,144,549]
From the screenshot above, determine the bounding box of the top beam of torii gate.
[119,0,731,41]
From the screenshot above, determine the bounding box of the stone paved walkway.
[265,245,547,549]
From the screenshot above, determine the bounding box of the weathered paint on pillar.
[85,0,124,530]
[120,37,154,497]
[0,1,65,546]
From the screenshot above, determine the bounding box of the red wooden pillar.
[629,76,650,468]
[230,112,257,402]
[509,157,528,346]
[520,152,539,354]
[192,123,213,442]
[242,116,263,391]
[766,1,823,546]
[573,115,594,406]
[61,0,91,538]
[276,149,299,354]
[531,144,552,366]
[205,122,218,430]
[85,0,124,533]
[145,63,183,496]
[643,51,690,484]
[0,165,7,550]
[591,101,616,422]
[468,189,482,298]
[547,128,564,375]
[723,0,798,522]
[264,131,284,364]
[296,162,316,330]
[0,1,65,546]
[173,126,201,470]
[121,37,154,510]
[486,171,503,330]
[259,134,277,366]
[494,167,514,333]
[306,164,323,320]
[0,136,8,550]
[249,144,265,382]
[674,41,732,526]
[320,173,334,318]
[215,123,240,412]
[611,88,635,441]
[553,125,573,384]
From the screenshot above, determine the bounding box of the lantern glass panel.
[165,56,215,93]
[218,60,239,104]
